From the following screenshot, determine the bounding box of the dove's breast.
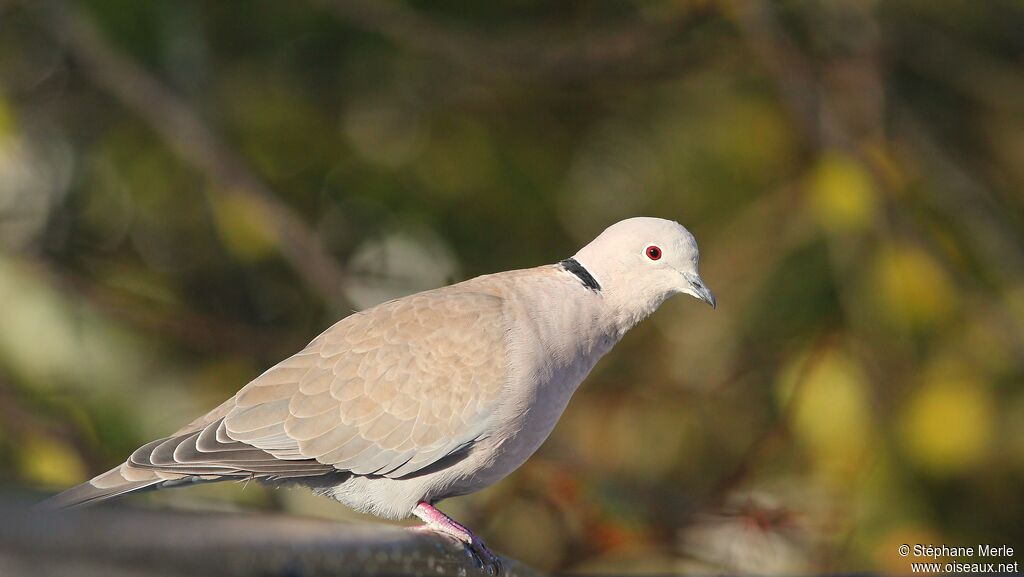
[322,266,621,517]
[436,267,621,496]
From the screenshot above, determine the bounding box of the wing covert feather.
[216,288,509,478]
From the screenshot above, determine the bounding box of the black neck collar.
[559,258,601,292]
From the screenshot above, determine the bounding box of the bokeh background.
[1,0,1022,574]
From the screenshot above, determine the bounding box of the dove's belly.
[438,320,620,499]
[452,362,600,492]
[320,357,597,519]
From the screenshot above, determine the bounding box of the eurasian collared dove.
[44,217,715,570]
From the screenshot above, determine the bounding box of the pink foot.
[412,502,501,575]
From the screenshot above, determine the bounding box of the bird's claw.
[466,537,502,575]
[414,525,502,575]
[411,502,502,575]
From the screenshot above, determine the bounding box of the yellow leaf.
[807,152,877,233]
[777,346,875,484]
[900,362,994,475]
[211,193,279,261]
[0,96,14,143]
[709,97,796,180]
[18,436,87,488]
[873,244,956,326]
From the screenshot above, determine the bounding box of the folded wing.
[129,289,510,480]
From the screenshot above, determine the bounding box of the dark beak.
[688,275,716,309]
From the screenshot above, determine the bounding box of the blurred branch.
[899,112,1024,282]
[898,113,1024,353]
[892,20,1024,117]
[730,2,817,148]
[730,0,900,341]
[25,0,352,311]
[32,261,302,358]
[700,335,831,509]
[4,501,541,577]
[731,0,850,152]
[313,0,712,82]
[734,0,1024,337]
[0,377,105,474]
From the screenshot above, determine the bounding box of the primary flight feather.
[44,217,715,570]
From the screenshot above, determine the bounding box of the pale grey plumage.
[44,217,715,525]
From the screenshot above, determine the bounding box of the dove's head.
[572,217,715,320]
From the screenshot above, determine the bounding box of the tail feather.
[39,464,163,510]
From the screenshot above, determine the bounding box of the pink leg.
[412,502,501,574]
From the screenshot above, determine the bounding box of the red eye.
[645,245,662,260]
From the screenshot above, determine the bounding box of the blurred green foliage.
[0,0,1022,574]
